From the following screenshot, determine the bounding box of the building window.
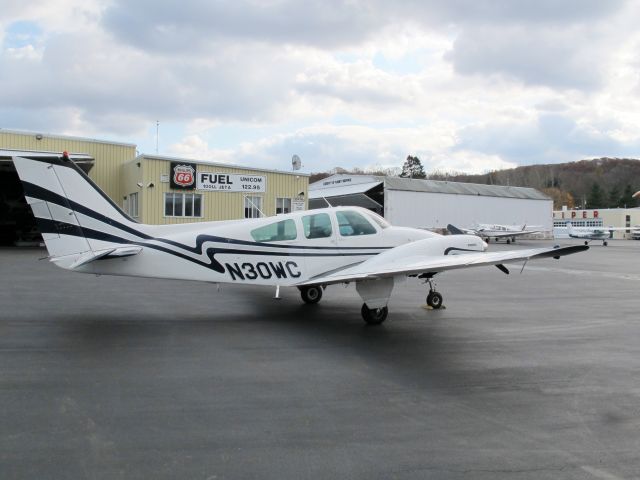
[244,196,263,218]
[164,192,202,217]
[276,197,292,215]
[128,192,139,218]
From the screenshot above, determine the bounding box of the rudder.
[12,152,146,264]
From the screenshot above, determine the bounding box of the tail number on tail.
[225,261,301,281]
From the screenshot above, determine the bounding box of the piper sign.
[197,173,266,192]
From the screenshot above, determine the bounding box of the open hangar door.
[0,151,94,246]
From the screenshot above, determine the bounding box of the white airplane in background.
[12,152,588,325]
[566,222,639,246]
[447,223,540,244]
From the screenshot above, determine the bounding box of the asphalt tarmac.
[1,240,640,479]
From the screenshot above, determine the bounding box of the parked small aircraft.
[12,152,588,324]
[565,222,638,246]
[447,223,540,244]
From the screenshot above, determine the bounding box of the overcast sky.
[2,0,640,174]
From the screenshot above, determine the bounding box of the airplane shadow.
[51,294,501,398]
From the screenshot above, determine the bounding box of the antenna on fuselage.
[321,196,332,208]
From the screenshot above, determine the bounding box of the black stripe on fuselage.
[35,218,385,274]
[24,181,393,255]
[444,247,481,255]
[22,181,153,240]
[18,155,138,223]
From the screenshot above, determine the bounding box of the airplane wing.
[485,229,540,238]
[297,244,587,286]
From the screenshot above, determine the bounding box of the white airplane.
[565,222,639,246]
[447,223,540,244]
[12,152,588,325]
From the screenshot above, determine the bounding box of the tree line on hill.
[310,156,640,210]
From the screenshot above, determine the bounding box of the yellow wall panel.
[2,132,309,226]
[1,130,136,204]
[139,155,309,224]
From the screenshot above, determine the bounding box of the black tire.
[603,241,608,246]
[584,241,589,245]
[430,292,443,309]
[506,238,511,244]
[361,304,388,325]
[300,286,322,304]
[486,238,490,243]
[426,291,434,307]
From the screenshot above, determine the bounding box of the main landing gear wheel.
[506,238,511,244]
[299,286,322,304]
[603,241,608,246]
[424,277,444,309]
[426,291,443,309]
[361,304,388,325]
[584,241,589,245]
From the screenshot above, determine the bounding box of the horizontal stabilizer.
[53,246,143,269]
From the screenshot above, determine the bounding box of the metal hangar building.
[1,129,308,245]
[309,174,553,233]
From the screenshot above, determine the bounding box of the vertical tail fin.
[12,153,149,264]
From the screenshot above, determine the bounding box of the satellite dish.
[292,154,301,171]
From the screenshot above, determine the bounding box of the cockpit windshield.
[336,210,377,236]
[364,211,390,229]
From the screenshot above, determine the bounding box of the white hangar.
[309,174,553,234]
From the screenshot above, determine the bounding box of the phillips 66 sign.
[170,162,197,190]
[197,172,266,192]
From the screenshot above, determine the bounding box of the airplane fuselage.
[69,208,486,286]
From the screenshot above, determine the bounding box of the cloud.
[102,0,386,52]
[445,25,608,90]
[455,114,640,165]
[167,124,517,174]
[1,0,640,176]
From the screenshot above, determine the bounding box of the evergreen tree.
[608,185,621,208]
[400,155,426,179]
[621,184,636,208]
[587,182,604,209]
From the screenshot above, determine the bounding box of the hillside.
[311,159,640,210]
[436,158,640,209]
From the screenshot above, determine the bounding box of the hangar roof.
[0,128,136,147]
[310,174,550,201]
[383,177,550,200]
[308,180,382,199]
[138,153,310,177]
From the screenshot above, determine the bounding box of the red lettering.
[583,211,587,218]
[594,211,599,218]
[571,211,576,218]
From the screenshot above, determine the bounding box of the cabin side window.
[250,219,297,242]
[336,211,377,236]
[302,213,333,239]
